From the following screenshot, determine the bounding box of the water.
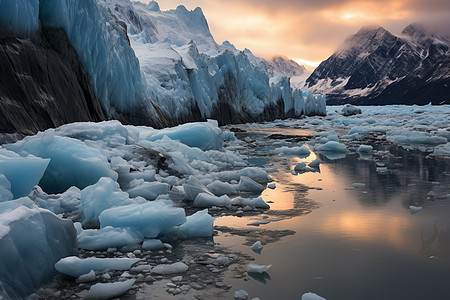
[215,125,450,300]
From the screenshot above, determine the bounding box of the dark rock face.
[368,53,450,105]
[0,28,106,135]
[306,24,450,105]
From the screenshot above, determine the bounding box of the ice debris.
[151,262,188,275]
[247,263,272,273]
[302,292,327,300]
[251,241,263,253]
[235,289,249,300]
[55,256,140,278]
[409,205,423,214]
[86,279,136,299]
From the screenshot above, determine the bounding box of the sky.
[146,0,450,70]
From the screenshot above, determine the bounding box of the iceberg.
[77,226,143,250]
[0,198,77,299]
[193,193,231,208]
[179,209,214,237]
[99,201,186,238]
[80,177,138,227]
[86,279,136,299]
[0,148,50,199]
[55,256,140,278]
[247,263,272,273]
[151,262,188,275]
[302,292,327,300]
[5,133,117,193]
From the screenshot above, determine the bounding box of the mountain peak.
[401,23,427,37]
[355,26,388,36]
[146,1,160,12]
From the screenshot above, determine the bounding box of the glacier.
[1,0,326,130]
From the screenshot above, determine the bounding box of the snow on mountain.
[305,24,450,104]
[0,0,325,134]
[267,56,308,78]
[98,0,325,123]
[100,0,218,55]
[267,56,311,89]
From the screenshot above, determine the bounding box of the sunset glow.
[145,0,450,69]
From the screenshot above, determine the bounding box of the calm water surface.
[216,125,450,300]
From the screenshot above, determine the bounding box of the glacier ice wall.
[101,0,326,124]
[1,0,325,134]
[0,0,39,35]
[39,0,144,117]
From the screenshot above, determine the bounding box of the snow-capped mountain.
[0,0,325,135]
[267,56,311,89]
[305,23,450,104]
[267,56,308,78]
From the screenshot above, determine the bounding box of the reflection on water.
[217,126,450,300]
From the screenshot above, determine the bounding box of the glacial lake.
[213,124,450,300]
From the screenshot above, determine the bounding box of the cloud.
[143,0,450,67]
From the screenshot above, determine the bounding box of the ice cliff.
[0,0,325,135]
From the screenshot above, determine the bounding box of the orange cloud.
[143,0,450,69]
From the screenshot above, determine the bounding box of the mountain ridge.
[305,23,450,105]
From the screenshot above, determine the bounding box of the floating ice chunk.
[142,122,223,151]
[376,167,388,173]
[126,180,170,200]
[387,130,447,145]
[433,143,450,157]
[341,104,361,116]
[207,180,237,196]
[315,141,347,153]
[194,193,231,208]
[179,209,214,237]
[0,198,77,298]
[274,146,310,157]
[55,256,140,278]
[409,205,423,214]
[78,227,143,250]
[81,177,138,227]
[357,145,373,153]
[302,292,327,300]
[240,167,269,183]
[0,148,50,199]
[247,263,271,273]
[152,262,188,275]
[86,279,136,299]
[294,162,308,172]
[251,241,263,253]
[5,135,117,193]
[99,201,186,238]
[235,289,249,300]
[231,197,269,209]
[142,239,164,250]
[268,183,276,189]
[352,183,366,188]
[76,270,96,283]
[308,158,321,168]
[238,176,265,193]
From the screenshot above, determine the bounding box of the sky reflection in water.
[215,133,450,300]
